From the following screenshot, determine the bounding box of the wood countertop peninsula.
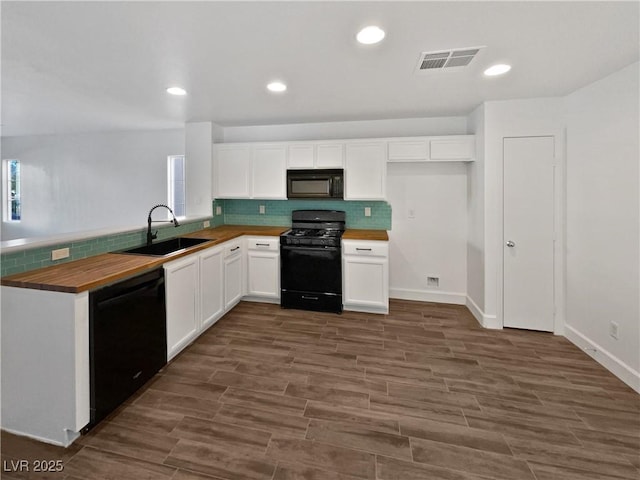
[342,229,389,241]
[1,225,387,293]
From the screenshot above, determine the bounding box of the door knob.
[506,240,516,248]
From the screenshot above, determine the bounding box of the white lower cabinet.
[164,254,200,360]
[343,240,389,314]
[223,240,244,310]
[165,239,248,359]
[199,245,224,331]
[246,237,280,300]
[1,286,90,446]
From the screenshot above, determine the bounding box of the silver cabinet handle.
[356,248,372,251]
[256,243,270,247]
[506,241,515,248]
[230,246,240,252]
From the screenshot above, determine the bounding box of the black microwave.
[287,169,344,199]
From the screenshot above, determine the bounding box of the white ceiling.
[2,1,638,137]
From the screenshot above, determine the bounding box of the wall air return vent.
[416,46,484,73]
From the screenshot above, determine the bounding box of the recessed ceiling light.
[267,81,287,93]
[356,26,385,45]
[484,64,512,76]
[166,86,187,96]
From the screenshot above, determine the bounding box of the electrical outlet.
[259,205,266,214]
[427,276,440,288]
[609,321,619,340]
[215,206,222,215]
[51,248,69,261]
[203,220,210,228]
[364,207,371,217]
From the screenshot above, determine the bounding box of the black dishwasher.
[87,267,167,428]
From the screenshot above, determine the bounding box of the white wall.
[387,162,468,304]
[222,117,467,142]
[1,129,185,240]
[466,104,486,317]
[481,98,565,329]
[185,122,213,218]
[221,116,471,301]
[564,62,639,390]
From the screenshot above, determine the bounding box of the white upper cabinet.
[387,135,475,162]
[287,144,315,169]
[214,143,285,199]
[213,144,251,198]
[345,142,386,200]
[252,144,287,199]
[387,138,428,161]
[287,142,344,169]
[316,143,344,168]
[214,135,474,200]
[429,136,475,160]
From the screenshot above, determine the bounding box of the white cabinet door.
[287,144,315,169]
[247,252,279,298]
[199,246,224,331]
[246,237,280,300]
[429,136,475,161]
[165,255,199,360]
[388,138,428,161]
[288,143,344,169]
[223,242,244,310]
[214,145,251,198]
[252,144,286,199]
[316,143,344,168]
[343,240,389,314]
[345,142,386,200]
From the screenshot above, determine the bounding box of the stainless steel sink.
[119,237,212,256]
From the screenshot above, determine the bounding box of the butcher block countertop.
[342,229,389,241]
[1,225,387,293]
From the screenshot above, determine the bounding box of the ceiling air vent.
[416,46,484,73]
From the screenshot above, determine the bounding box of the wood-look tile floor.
[2,300,639,480]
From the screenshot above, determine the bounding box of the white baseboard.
[465,295,502,329]
[564,324,640,393]
[0,426,77,447]
[241,296,280,305]
[344,303,389,315]
[389,288,466,305]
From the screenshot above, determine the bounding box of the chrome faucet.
[147,204,180,245]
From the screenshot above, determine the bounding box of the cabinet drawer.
[223,242,243,258]
[246,237,279,251]
[343,241,388,257]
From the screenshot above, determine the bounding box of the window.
[4,159,21,222]
[168,155,185,218]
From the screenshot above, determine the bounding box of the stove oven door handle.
[281,245,340,252]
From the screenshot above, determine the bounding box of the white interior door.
[503,136,555,331]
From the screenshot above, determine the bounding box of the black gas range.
[280,210,345,313]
